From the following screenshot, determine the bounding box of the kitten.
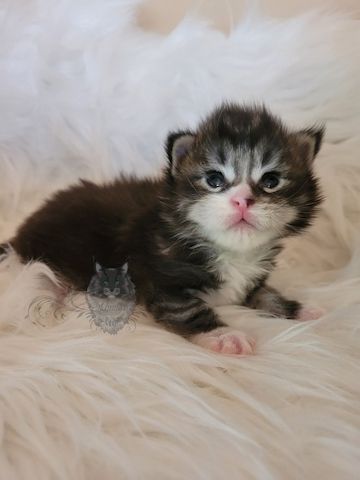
[9,103,324,355]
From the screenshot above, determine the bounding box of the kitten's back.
[11,176,161,289]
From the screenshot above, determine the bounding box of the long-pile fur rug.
[0,2,359,479]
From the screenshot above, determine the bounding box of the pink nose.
[231,196,254,208]
[231,189,255,215]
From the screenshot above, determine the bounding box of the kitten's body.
[9,104,324,354]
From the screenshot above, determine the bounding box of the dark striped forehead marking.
[193,104,290,183]
[204,141,283,185]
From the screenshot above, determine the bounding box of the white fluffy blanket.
[0,2,359,479]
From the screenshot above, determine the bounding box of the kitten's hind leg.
[148,292,255,355]
[245,284,301,319]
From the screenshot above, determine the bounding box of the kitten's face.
[166,105,323,251]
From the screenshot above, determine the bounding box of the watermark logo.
[26,263,136,334]
[86,262,136,334]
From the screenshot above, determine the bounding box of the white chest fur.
[202,249,271,308]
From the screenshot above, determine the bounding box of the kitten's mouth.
[229,217,256,230]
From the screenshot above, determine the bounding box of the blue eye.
[260,172,280,191]
[206,171,225,189]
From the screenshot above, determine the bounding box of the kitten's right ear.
[95,262,102,273]
[165,130,195,176]
[296,125,325,163]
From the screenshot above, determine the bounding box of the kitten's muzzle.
[229,186,256,227]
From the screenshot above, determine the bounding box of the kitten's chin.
[207,227,277,252]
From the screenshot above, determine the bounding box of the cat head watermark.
[86,262,136,334]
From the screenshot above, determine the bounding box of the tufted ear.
[296,125,325,163]
[165,130,195,176]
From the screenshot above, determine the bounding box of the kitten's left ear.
[296,125,325,163]
[165,130,195,176]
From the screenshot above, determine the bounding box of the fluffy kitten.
[9,103,324,354]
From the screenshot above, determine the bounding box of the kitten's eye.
[205,171,225,189]
[260,172,281,192]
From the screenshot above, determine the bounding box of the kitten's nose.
[231,186,254,214]
[231,196,254,209]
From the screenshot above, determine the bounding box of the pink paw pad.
[192,328,255,356]
[297,306,325,321]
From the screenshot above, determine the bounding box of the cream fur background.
[0,1,359,479]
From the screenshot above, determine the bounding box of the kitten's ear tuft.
[165,130,195,175]
[298,125,325,162]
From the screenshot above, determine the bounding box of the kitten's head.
[165,103,324,251]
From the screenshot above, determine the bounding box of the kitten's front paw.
[297,306,325,321]
[192,328,255,356]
